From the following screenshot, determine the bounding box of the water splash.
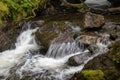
[0,28,39,79]
[46,42,85,58]
[16,33,109,80]
[0,27,110,80]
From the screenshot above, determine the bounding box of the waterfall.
[46,42,85,58]
[0,28,39,79]
[0,26,110,80]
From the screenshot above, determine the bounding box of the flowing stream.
[0,25,110,80]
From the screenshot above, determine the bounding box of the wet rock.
[35,19,81,49]
[67,50,91,66]
[88,44,99,53]
[84,12,105,29]
[35,21,69,49]
[46,32,76,58]
[102,22,120,39]
[0,32,11,52]
[0,21,29,52]
[67,56,80,66]
[31,20,45,28]
[83,40,120,80]
[70,41,120,80]
[84,0,111,9]
[76,35,100,45]
[52,32,74,44]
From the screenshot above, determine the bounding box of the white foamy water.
[0,28,39,78]
[0,27,110,80]
[16,42,108,80]
[46,42,85,58]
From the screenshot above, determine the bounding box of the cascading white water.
[46,42,85,58]
[0,27,110,80]
[0,28,39,79]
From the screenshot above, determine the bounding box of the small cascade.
[0,28,39,79]
[0,25,111,80]
[16,31,109,80]
[46,42,85,58]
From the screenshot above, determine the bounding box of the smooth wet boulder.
[67,50,90,66]
[84,12,105,29]
[84,0,111,9]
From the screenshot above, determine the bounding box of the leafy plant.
[0,0,48,25]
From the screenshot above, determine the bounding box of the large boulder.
[84,12,105,29]
[35,14,82,50]
[35,21,70,49]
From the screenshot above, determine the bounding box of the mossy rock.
[81,70,105,80]
[35,21,71,49]
[109,40,120,63]
[35,16,84,53]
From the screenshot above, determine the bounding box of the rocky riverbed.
[0,0,120,80]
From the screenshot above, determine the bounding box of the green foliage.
[0,0,48,24]
[81,70,105,80]
[110,41,120,63]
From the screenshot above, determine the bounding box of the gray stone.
[84,12,105,29]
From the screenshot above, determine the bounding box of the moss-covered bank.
[0,0,48,25]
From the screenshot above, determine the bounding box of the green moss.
[44,32,57,46]
[81,70,105,80]
[0,0,49,25]
[109,41,120,63]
